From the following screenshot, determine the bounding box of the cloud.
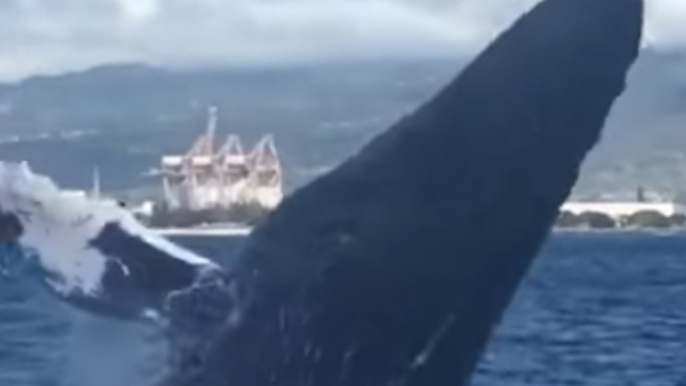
[644,0,686,49]
[117,0,159,21]
[0,0,680,81]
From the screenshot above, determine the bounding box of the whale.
[0,0,643,385]
[0,163,222,321]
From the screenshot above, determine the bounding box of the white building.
[161,107,284,211]
[561,201,684,220]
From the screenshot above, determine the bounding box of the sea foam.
[0,162,216,300]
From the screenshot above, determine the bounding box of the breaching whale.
[197,0,644,385]
[0,0,642,385]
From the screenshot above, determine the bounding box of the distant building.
[130,200,155,218]
[561,201,684,220]
[160,107,284,211]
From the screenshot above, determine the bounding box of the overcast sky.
[0,0,682,81]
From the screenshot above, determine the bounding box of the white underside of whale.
[0,162,216,297]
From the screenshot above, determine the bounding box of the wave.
[0,161,222,321]
[0,162,243,385]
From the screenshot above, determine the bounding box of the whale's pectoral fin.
[201,0,644,385]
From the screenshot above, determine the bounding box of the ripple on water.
[2,234,686,386]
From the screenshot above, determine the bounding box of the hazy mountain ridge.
[0,52,685,200]
[576,49,686,200]
[0,60,459,195]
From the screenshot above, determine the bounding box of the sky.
[0,0,682,81]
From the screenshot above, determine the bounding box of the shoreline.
[152,226,253,237]
[552,227,684,235]
[151,226,685,238]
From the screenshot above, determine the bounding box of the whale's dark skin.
[0,211,21,243]
[0,0,644,385]
[191,0,643,385]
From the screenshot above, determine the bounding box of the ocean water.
[1,233,685,386]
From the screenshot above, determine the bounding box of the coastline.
[552,227,684,236]
[150,226,685,238]
[152,226,252,237]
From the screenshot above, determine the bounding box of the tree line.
[556,210,686,230]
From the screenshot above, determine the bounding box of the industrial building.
[160,107,284,212]
[560,201,684,220]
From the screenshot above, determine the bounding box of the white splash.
[0,161,216,298]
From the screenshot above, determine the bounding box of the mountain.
[576,49,686,200]
[0,60,460,195]
[0,52,685,200]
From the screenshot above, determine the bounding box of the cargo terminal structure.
[151,107,284,228]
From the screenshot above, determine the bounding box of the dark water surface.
[1,233,685,385]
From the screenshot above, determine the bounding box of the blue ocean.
[1,233,685,386]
